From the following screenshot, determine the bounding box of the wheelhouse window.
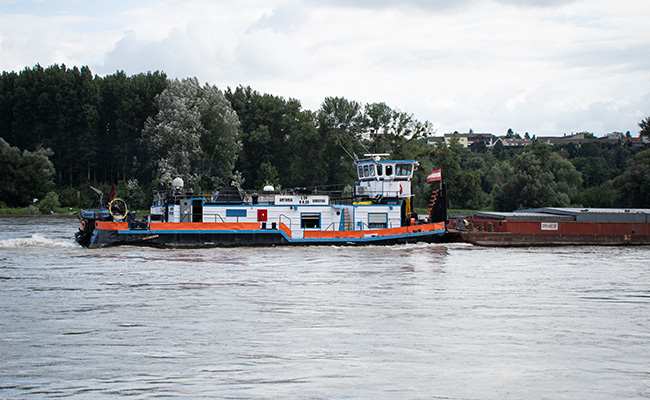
[358,163,376,180]
[368,213,388,228]
[395,164,413,176]
[301,213,321,229]
[376,164,383,176]
[385,165,393,176]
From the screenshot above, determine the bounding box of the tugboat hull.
[83,221,447,248]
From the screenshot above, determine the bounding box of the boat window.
[369,164,375,177]
[396,164,413,176]
[376,164,383,176]
[368,213,388,228]
[301,213,320,229]
[363,165,369,178]
[226,209,247,217]
[357,166,364,179]
[385,165,393,176]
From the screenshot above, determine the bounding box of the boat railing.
[357,221,397,230]
[279,214,293,230]
[204,214,226,223]
[153,186,356,206]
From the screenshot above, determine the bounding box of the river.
[1,215,649,399]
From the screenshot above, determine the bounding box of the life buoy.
[399,183,403,195]
[80,220,86,230]
[109,198,128,220]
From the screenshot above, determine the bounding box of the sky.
[1,0,649,137]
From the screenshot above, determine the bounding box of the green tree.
[492,153,557,211]
[0,138,55,206]
[639,116,650,139]
[255,161,280,189]
[571,157,610,187]
[430,136,477,208]
[362,102,433,158]
[225,86,315,189]
[613,149,650,207]
[98,70,167,183]
[143,78,241,188]
[0,137,21,204]
[317,97,365,186]
[286,110,325,188]
[492,139,506,160]
[575,185,616,208]
[546,152,583,202]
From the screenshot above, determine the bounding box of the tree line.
[1,64,649,212]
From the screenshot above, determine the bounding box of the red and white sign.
[427,169,442,182]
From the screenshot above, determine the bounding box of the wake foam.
[0,234,77,248]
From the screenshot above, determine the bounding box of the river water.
[1,215,649,399]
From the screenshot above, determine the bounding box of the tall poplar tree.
[142,78,241,188]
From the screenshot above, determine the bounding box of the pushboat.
[75,155,447,248]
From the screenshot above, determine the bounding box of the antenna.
[363,153,390,161]
[339,145,357,162]
[90,186,104,208]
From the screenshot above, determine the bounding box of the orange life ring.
[80,220,86,229]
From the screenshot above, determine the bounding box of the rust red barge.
[448,208,650,246]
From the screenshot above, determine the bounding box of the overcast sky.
[1,0,649,137]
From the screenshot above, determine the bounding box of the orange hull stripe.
[303,222,445,239]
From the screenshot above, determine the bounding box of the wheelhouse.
[354,156,418,200]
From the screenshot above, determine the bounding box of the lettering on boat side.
[541,222,559,231]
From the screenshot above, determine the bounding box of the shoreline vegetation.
[2,64,649,213]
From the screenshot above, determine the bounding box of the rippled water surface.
[1,215,649,399]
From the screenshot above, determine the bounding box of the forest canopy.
[1,64,648,211]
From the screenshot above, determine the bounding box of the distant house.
[429,130,647,149]
[539,133,594,145]
[427,132,497,148]
[623,136,644,146]
[494,137,533,147]
[539,131,648,146]
[427,136,445,146]
[597,132,623,143]
[621,133,649,147]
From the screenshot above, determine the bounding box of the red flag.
[427,169,442,182]
[108,185,116,202]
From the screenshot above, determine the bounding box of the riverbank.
[0,206,79,215]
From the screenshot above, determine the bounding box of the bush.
[58,187,80,208]
[38,191,60,213]
[23,205,40,214]
[126,179,147,210]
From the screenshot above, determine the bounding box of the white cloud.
[1,0,649,136]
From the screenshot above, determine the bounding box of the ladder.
[341,207,353,231]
